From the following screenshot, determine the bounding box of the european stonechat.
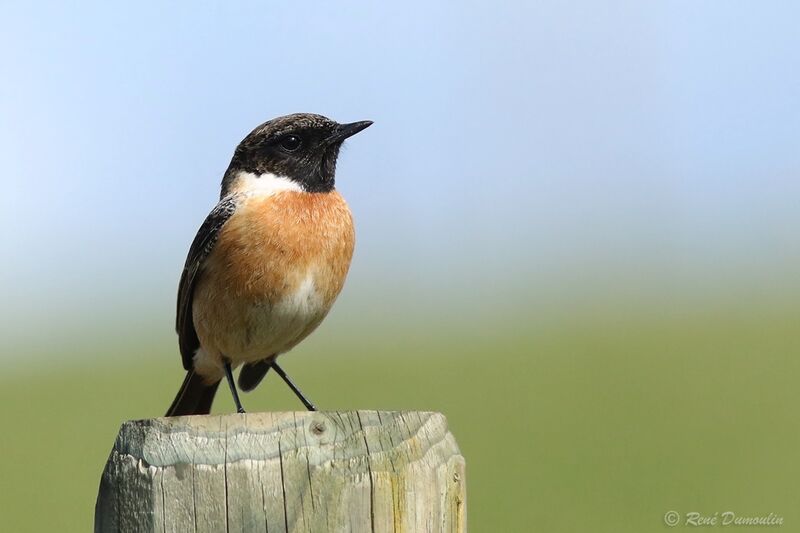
[166,113,372,416]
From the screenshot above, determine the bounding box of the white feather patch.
[231,171,302,196]
[275,274,322,317]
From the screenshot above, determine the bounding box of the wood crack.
[356,411,376,533]
[278,438,289,533]
[160,469,167,533]
[223,420,230,533]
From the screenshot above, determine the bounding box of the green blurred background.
[2,2,799,532]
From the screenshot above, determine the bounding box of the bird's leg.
[223,359,246,414]
[271,362,317,411]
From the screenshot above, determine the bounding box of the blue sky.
[1,2,798,355]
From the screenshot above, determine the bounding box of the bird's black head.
[221,113,372,197]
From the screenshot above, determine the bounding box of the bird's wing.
[176,194,240,370]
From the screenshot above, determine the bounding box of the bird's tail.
[165,370,220,417]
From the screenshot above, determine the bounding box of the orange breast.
[191,190,355,365]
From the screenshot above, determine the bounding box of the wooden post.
[95,411,466,532]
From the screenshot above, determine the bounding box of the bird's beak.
[327,120,373,144]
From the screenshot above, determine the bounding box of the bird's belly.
[190,190,354,375]
[193,268,334,366]
[234,274,330,362]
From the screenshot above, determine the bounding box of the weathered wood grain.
[95,411,466,532]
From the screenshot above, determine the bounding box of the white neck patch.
[230,171,303,196]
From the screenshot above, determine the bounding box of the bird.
[165,113,372,416]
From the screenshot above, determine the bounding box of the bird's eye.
[279,134,303,152]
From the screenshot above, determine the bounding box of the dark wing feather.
[176,195,240,370]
